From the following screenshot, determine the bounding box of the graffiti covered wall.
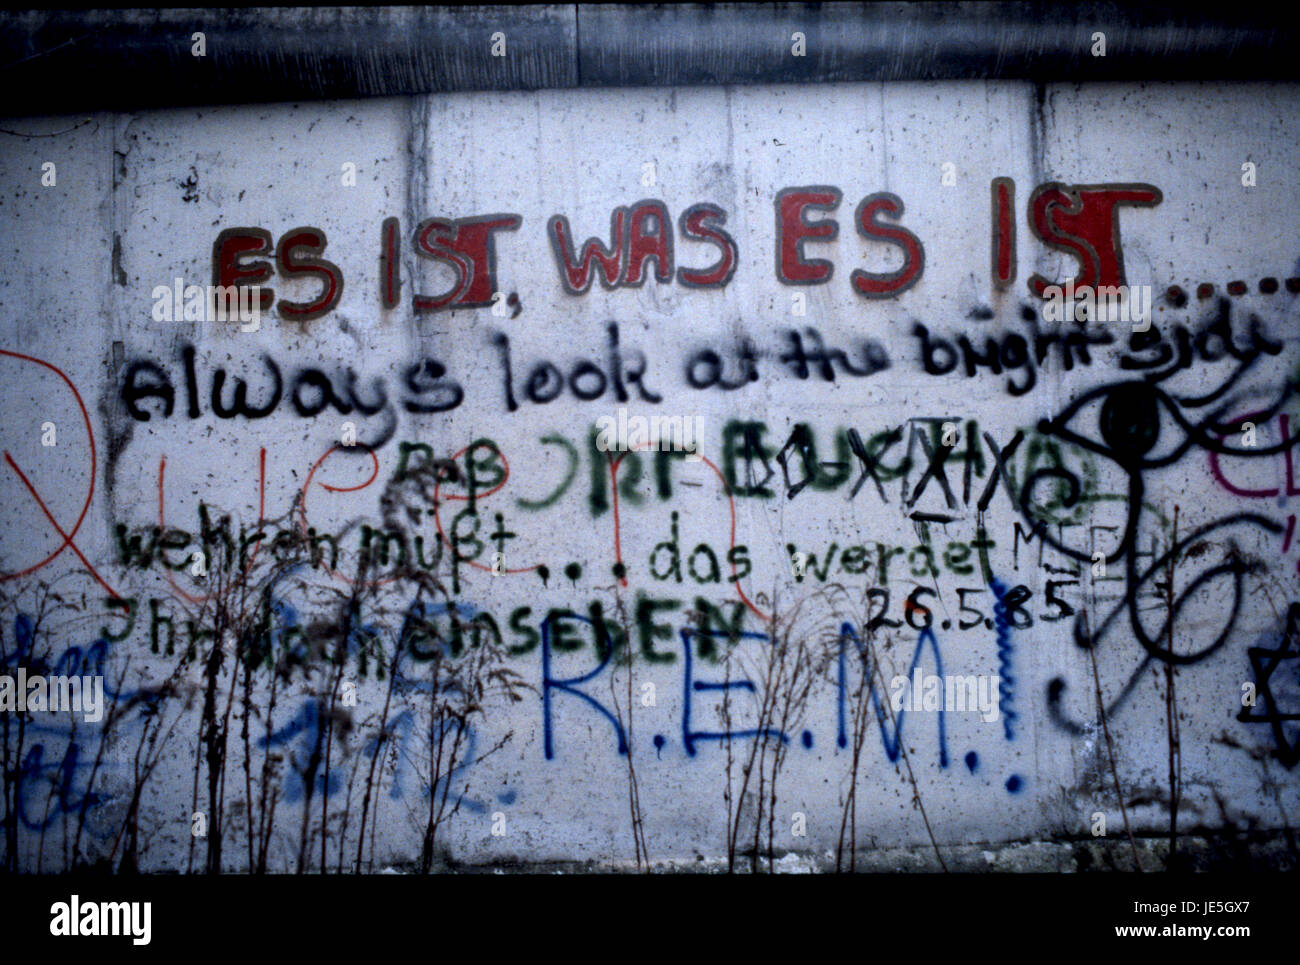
[2,80,1298,872]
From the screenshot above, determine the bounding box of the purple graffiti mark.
[1208,410,1300,501]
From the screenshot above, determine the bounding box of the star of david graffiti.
[1238,603,1300,767]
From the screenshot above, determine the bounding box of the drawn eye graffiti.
[1042,377,1300,472]
[1040,381,1200,471]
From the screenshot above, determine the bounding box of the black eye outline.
[1043,379,1300,473]
[1038,380,1196,471]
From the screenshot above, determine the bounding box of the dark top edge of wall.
[1,3,1297,119]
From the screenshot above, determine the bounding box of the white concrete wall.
[1,80,1298,871]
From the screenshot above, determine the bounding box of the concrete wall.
[2,79,1298,872]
